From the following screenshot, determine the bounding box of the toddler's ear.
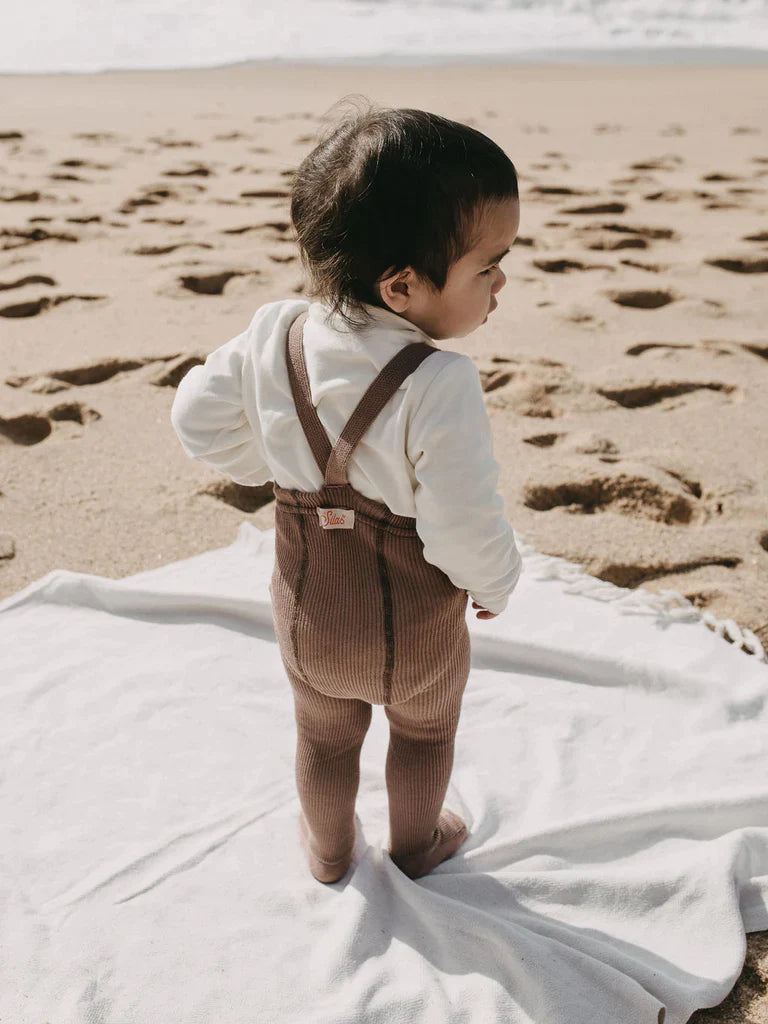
[377,266,413,314]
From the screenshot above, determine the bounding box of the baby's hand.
[471,600,498,620]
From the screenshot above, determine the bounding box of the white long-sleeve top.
[170,297,522,614]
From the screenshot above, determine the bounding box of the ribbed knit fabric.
[270,311,472,876]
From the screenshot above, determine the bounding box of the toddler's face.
[376,196,520,341]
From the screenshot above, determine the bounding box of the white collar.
[309,300,436,347]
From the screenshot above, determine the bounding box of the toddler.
[170,99,523,885]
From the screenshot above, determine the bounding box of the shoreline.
[2,45,768,78]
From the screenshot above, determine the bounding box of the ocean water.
[2,0,768,73]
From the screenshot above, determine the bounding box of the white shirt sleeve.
[170,327,272,487]
[406,354,522,615]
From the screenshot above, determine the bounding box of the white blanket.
[2,523,767,1024]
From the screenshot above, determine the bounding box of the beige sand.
[1,60,767,1018]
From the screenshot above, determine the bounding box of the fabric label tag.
[317,507,355,530]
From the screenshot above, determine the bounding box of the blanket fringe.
[513,532,767,664]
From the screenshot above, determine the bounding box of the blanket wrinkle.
[41,791,293,913]
[1,522,767,1024]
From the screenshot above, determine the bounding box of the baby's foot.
[389,808,468,880]
[298,812,354,884]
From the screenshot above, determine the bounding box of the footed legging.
[284,661,469,864]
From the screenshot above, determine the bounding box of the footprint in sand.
[624,340,751,359]
[141,217,187,226]
[573,222,677,251]
[705,255,768,274]
[593,553,741,590]
[604,288,678,309]
[560,201,628,215]
[618,258,668,273]
[479,367,516,393]
[118,186,178,213]
[625,342,695,357]
[175,270,262,296]
[741,342,768,361]
[611,174,657,186]
[523,459,703,524]
[49,171,91,183]
[560,308,607,329]
[642,189,689,203]
[476,359,578,418]
[118,183,204,215]
[162,163,214,177]
[0,274,56,291]
[702,199,744,210]
[523,432,562,448]
[593,223,677,241]
[0,294,106,318]
[628,155,685,171]
[195,479,275,514]
[595,379,738,408]
[132,242,213,256]
[527,185,593,198]
[0,403,101,446]
[0,533,15,562]
[239,188,291,199]
[150,356,206,388]
[1,190,51,203]
[523,431,619,455]
[220,221,292,240]
[0,414,51,444]
[6,354,189,393]
[532,257,614,273]
[702,172,744,182]
[58,158,111,171]
[585,235,648,251]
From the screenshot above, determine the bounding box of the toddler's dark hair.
[290,96,518,330]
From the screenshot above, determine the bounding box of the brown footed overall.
[269,311,472,882]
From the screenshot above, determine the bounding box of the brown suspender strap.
[286,312,332,478]
[286,310,438,486]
